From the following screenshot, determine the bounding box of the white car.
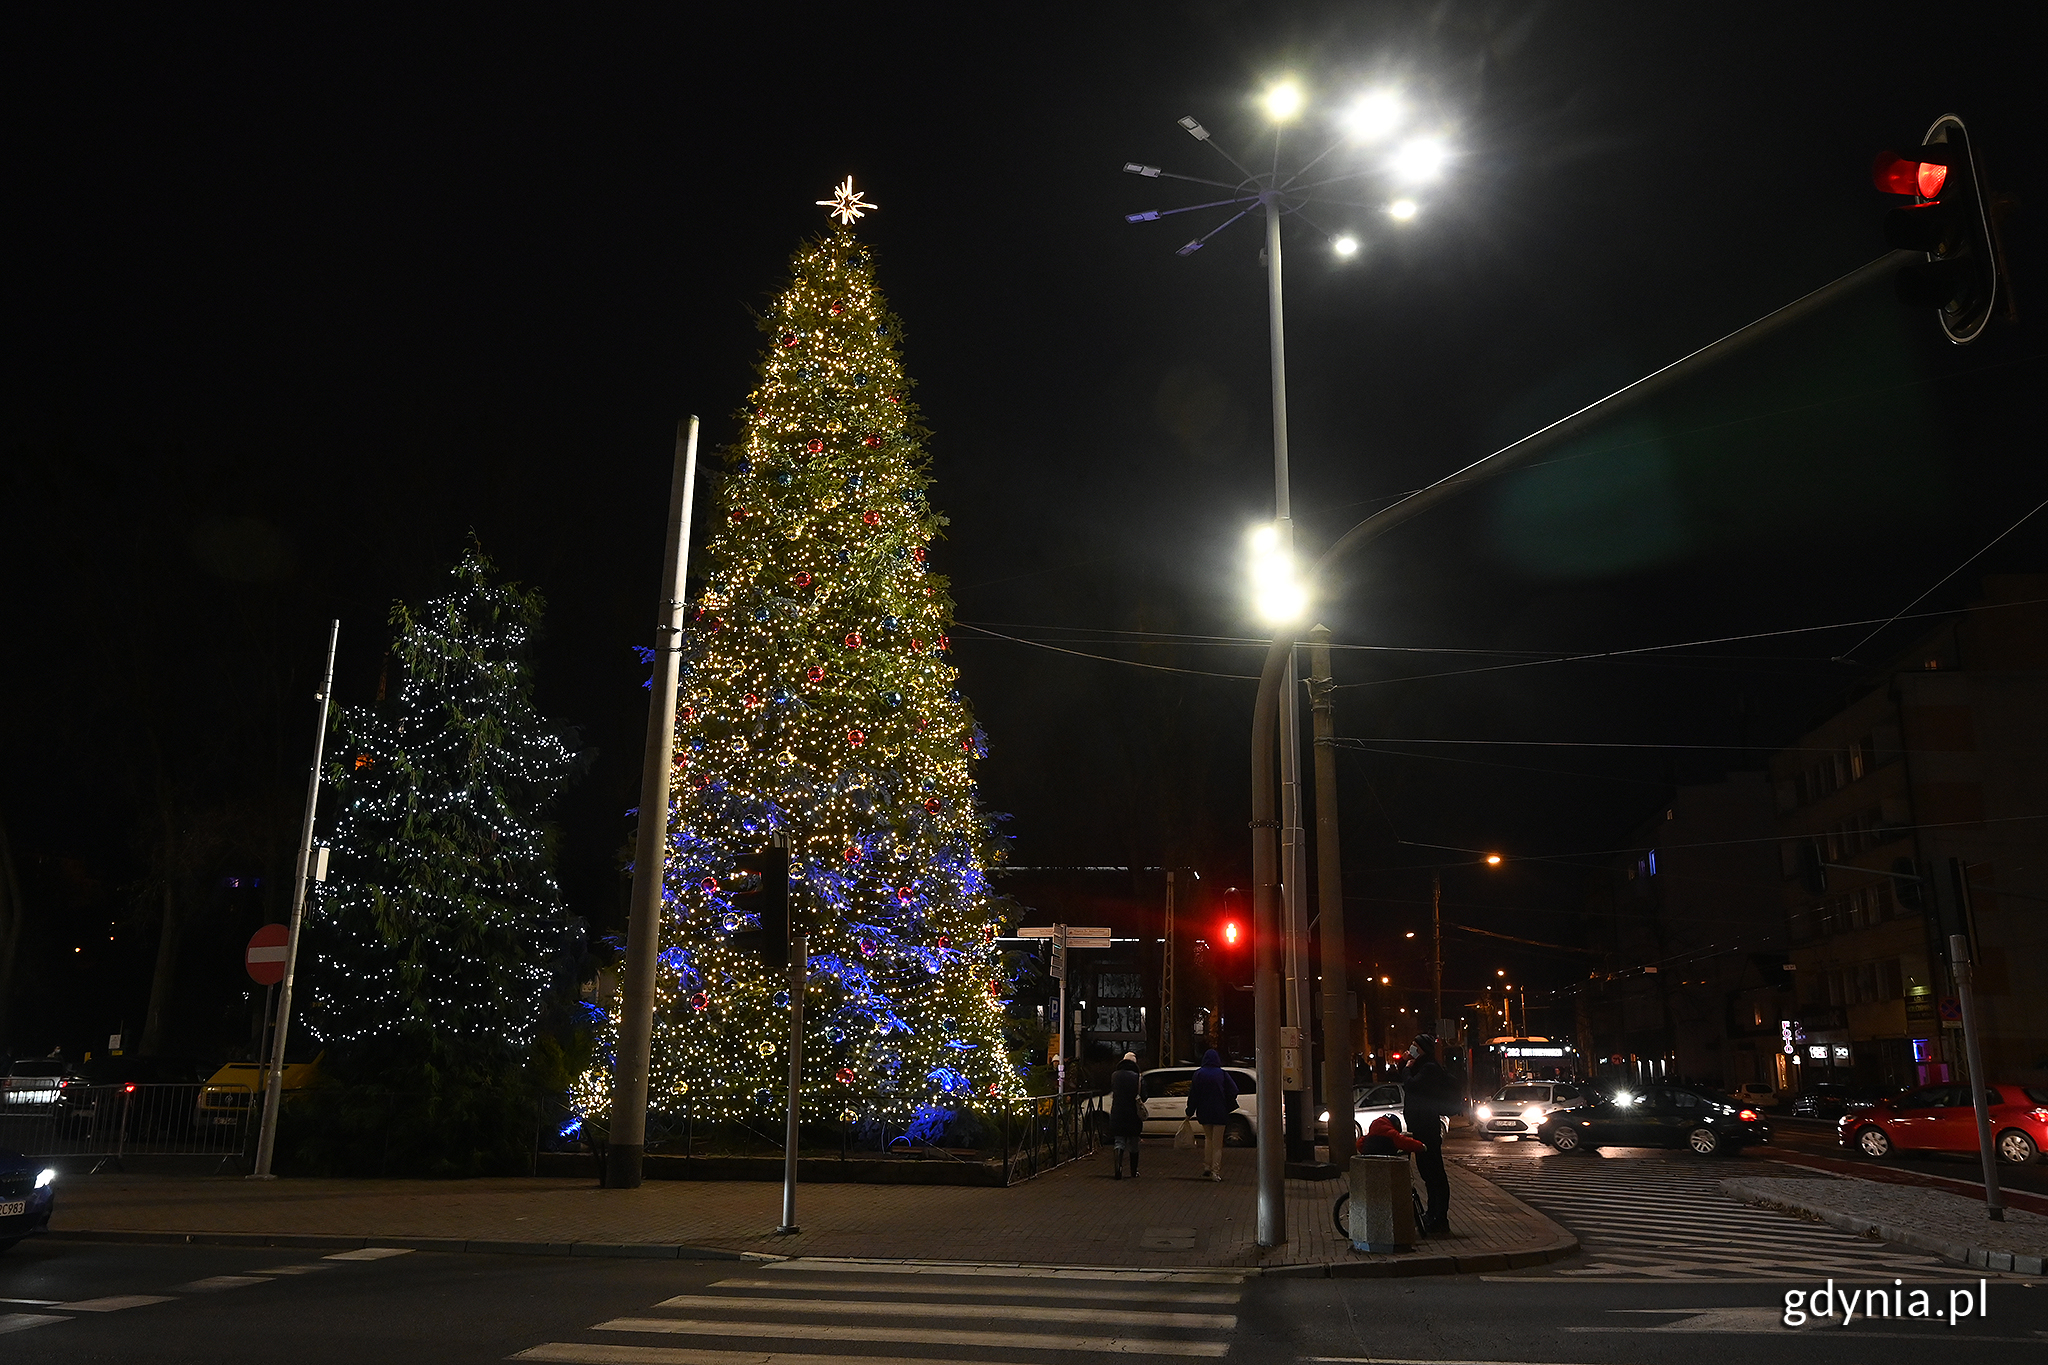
[1474,1080,1583,1141]
[1734,1082,1778,1110]
[1139,1065,1261,1146]
[1317,1082,1411,1146]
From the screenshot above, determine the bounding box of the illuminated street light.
[1248,523,1308,622]
[1496,969,1506,977]
[1331,234,1359,258]
[1342,91,1402,142]
[1485,853,1502,866]
[1263,80,1304,122]
[1388,198,1418,221]
[1403,931,1415,939]
[1391,136,1449,182]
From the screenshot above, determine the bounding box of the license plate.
[0,1200,25,1217]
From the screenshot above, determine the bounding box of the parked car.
[1316,1082,1411,1147]
[1139,1064,1260,1146]
[0,1150,56,1252]
[1839,1083,2048,1165]
[195,1056,323,1128]
[1537,1083,1771,1156]
[1,1058,97,1130]
[1788,1082,1882,1119]
[1733,1082,1779,1110]
[1474,1080,1584,1141]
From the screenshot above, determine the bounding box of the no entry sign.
[246,924,290,986]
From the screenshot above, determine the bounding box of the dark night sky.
[5,4,2045,1049]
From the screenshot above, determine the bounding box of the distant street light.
[1485,853,1502,866]
[1121,78,1458,1250]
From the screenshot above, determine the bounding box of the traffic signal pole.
[1307,627,1351,1167]
[608,417,701,1190]
[1246,248,1911,1244]
[777,928,806,1234]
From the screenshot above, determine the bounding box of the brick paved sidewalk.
[48,1135,1571,1274]
[1724,1175,2048,1276]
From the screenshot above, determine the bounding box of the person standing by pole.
[1401,1033,1459,1235]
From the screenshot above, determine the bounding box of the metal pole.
[1055,924,1067,1094]
[1249,192,1291,1243]
[607,417,701,1189]
[1160,872,1175,1068]
[1308,626,1351,1168]
[1950,865,2005,1221]
[777,931,805,1233]
[1431,874,1443,1033]
[252,618,339,1179]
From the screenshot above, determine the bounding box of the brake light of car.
[123,1083,137,1093]
[1738,1108,1758,1122]
[58,1079,71,1088]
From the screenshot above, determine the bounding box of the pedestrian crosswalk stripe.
[517,1347,1048,1365]
[651,1293,1233,1331]
[761,1259,1244,1284]
[0,1315,72,1336]
[593,1316,1231,1357]
[1466,1159,1977,1279]
[52,1296,177,1312]
[323,1247,416,1261]
[176,1276,273,1292]
[707,1276,1241,1305]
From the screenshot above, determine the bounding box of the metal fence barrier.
[0,1083,254,1170]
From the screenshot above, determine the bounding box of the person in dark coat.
[1185,1048,1239,1181]
[1401,1034,1461,1234]
[1108,1052,1144,1178]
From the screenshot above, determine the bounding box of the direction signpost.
[1019,925,1112,1090]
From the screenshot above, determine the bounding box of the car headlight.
[1521,1107,1544,1123]
[1475,1105,1493,1121]
[35,1168,56,1189]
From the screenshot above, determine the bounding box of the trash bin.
[1347,1154,1417,1252]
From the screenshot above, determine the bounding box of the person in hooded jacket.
[1401,1033,1460,1234]
[1108,1051,1144,1178]
[1184,1049,1240,1181]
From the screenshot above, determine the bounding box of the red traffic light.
[1872,151,1947,199]
[1223,920,1241,947]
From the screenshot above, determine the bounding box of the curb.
[1261,1234,1580,1279]
[45,1229,755,1261]
[1722,1179,2048,1277]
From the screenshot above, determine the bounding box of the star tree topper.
[817,175,878,225]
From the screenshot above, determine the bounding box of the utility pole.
[1431,873,1443,1034]
[1307,626,1350,1166]
[777,922,805,1235]
[1949,857,2004,1221]
[607,418,700,1189]
[252,619,339,1179]
[1159,871,1175,1067]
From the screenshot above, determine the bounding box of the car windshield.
[8,1060,67,1078]
[1498,1085,1549,1102]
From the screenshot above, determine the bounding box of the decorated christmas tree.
[577,181,1023,1137]
[306,543,578,1084]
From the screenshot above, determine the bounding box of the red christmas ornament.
[847,729,866,747]
[859,939,877,958]
[755,407,766,418]
[987,1082,1000,1095]
[895,886,913,904]
[700,877,719,893]
[805,665,825,683]
[704,617,722,632]
[680,706,695,721]
[843,846,861,863]
[912,546,927,564]
[834,1067,857,1084]
[887,393,901,404]
[844,631,863,649]
[915,717,931,731]
[937,634,949,652]
[861,510,881,526]
[691,773,711,789]
[959,737,973,753]
[862,434,882,448]
[937,935,950,950]
[780,333,797,347]
[806,438,824,454]
[672,753,687,768]
[793,572,812,588]
[910,637,924,651]
[923,797,941,814]
[829,303,844,316]
[986,980,1001,996]
[690,991,710,1011]
[743,693,760,709]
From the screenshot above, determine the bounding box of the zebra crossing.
[509,1258,1245,1364]
[1464,1157,1983,1281]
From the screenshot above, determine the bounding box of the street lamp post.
[1124,80,1450,1224]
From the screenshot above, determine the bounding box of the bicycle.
[1331,1183,1429,1239]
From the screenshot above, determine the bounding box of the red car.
[1839,1082,2048,1165]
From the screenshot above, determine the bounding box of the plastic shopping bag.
[1174,1118,1198,1150]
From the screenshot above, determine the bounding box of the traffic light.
[1222,918,1242,950]
[1872,115,2011,344]
[727,844,791,970]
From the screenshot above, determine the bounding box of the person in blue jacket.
[1185,1049,1240,1181]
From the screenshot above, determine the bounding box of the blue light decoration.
[569,216,1027,1129]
